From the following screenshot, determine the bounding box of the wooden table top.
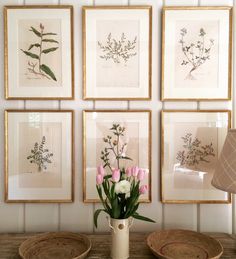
[0,232,235,258]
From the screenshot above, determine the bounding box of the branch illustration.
[176,133,215,167]
[98,33,137,64]
[27,136,53,172]
[179,28,214,80]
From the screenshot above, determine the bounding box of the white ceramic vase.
[108,217,133,259]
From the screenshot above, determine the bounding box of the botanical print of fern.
[21,23,59,81]
[176,133,215,167]
[98,33,137,64]
[179,27,214,80]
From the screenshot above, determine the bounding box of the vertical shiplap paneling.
[23,0,61,232]
[199,102,232,110]
[199,204,232,232]
[93,0,129,233]
[164,204,197,230]
[25,101,59,109]
[94,0,127,5]
[0,0,25,233]
[25,204,59,232]
[95,101,128,109]
[24,0,59,4]
[60,0,94,233]
[165,0,199,5]
[128,0,163,232]
[199,0,233,5]
[164,102,198,110]
[233,0,236,234]
[198,0,233,234]
[161,0,198,231]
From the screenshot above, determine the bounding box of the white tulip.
[115,180,131,194]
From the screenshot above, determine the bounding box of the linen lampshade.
[212,129,236,193]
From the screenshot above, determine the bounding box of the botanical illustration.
[179,27,214,80]
[20,23,59,81]
[176,133,215,167]
[97,33,137,64]
[27,136,53,172]
[96,20,139,88]
[100,124,132,169]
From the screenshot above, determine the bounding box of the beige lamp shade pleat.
[212,129,236,193]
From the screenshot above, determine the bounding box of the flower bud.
[112,169,120,183]
[97,165,105,176]
[131,166,139,177]
[126,167,132,177]
[137,169,145,181]
[96,174,104,185]
[139,185,148,194]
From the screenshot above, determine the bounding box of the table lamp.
[212,129,236,193]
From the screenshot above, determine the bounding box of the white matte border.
[162,8,231,100]
[6,111,73,202]
[84,7,151,99]
[6,7,73,99]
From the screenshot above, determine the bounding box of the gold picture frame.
[4,5,74,100]
[5,110,74,203]
[83,110,152,203]
[82,6,152,100]
[161,6,233,101]
[161,110,231,204]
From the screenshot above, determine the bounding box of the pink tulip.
[139,185,148,194]
[131,166,139,177]
[97,165,105,176]
[126,167,132,177]
[96,174,104,185]
[112,169,120,182]
[137,169,145,181]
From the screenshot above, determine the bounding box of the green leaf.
[103,175,112,180]
[118,156,133,161]
[30,27,41,37]
[42,39,59,44]
[42,32,57,36]
[111,198,121,219]
[94,209,106,228]
[40,64,57,81]
[133,213,155,223]
[42,47,58,54]
[21,49,39,60]
[28,43,40,51]
[110,183,115,199]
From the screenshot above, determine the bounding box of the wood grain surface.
[0,233,235,259]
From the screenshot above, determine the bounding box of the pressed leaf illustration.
[21,23,59,81]
[98,33,137,64]
[179,27,214,80]
[27,136,53,172]
[176,133,215,167]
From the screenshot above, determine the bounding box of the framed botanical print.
[161,7,232,100]
[82,6,152,100]
[4,6,74,99]
[161,110,231,203]
[5,110,74,202]
[83,110,151,202]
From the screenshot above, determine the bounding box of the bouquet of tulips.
[94,124,155,227]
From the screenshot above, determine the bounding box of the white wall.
[0,0,235,234]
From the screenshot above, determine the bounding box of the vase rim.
[110,217,131,220]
